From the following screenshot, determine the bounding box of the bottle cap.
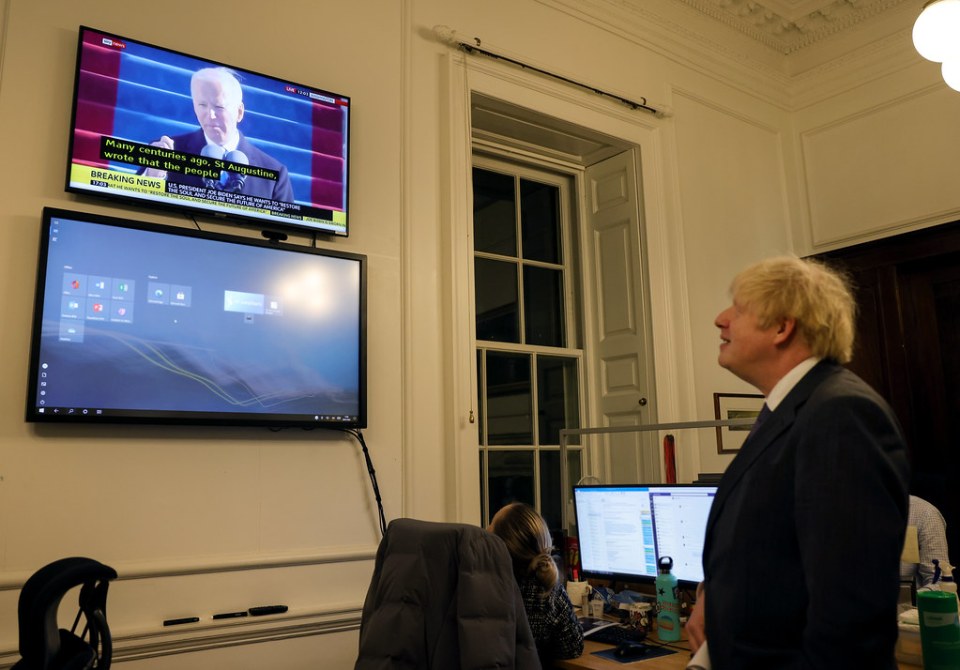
[658,556,673,572]
[918,590,959,613]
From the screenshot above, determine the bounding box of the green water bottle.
[918,590,960,669]
[655,556,681,642]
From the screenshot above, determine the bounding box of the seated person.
[901,494,952,589]
[143,67,294,202]
[489,502,584,663]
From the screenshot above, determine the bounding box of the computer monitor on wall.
[25,207,366,429]
[573,483,717,587]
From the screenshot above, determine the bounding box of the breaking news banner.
[69,163,338,226]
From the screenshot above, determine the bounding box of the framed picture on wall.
[713,393,764,454]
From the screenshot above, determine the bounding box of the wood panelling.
[819,221,960,560]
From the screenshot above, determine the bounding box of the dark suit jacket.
[165,129,295,202]
[703,361,909,669]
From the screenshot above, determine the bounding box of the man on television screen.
[142,67,294,203]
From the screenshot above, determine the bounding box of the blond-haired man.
[689,256,909,669]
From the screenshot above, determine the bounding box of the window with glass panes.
[473,159,583,530]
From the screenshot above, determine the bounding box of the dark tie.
[747,403,771,441]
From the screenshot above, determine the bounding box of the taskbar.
[29,405,361,427]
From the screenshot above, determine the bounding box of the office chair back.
[13,557,118,670]
[355,518,541,670]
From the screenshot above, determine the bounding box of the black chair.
[12,557,118,670]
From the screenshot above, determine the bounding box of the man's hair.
[190,67,243,104]
[731,255,856,363]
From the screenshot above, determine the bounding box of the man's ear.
[772,317,796,345]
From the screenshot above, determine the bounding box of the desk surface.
[552,631,924,669]
[553,631,691,670]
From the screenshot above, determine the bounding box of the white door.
[582,149,660,484]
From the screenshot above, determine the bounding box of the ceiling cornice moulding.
[674,0,912,55]
[539,0,794,108]
[538,0,924,110]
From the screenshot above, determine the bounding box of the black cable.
[70,607,83,635]
[341,428,387,537]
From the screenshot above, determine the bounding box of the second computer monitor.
[573,483,717,586]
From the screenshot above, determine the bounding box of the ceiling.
[658,0,915,55]
[469,0,926,165]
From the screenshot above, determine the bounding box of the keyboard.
[585,624,648,646]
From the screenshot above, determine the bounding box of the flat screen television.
[65,26,350,236]
[573,483,717,587]
[26,207,366,428]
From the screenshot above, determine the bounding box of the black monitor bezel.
[26,206,367,429]
[64,25,351,238]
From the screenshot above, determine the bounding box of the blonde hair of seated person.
[489,502,558,591]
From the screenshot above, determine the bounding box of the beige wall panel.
[802,86,960,249]
[670,88,792,475]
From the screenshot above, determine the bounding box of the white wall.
[792,61,960,253]
[0,0,401,666]
[2,0,958,667]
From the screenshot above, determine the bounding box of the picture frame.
[713,393,764,454]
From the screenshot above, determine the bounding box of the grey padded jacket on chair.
[354,518,542,670]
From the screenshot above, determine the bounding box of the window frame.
[472,153,586,528]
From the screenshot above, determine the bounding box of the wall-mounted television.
[65,26,350,236]
[26,208,366,428]
[573,484,717,588]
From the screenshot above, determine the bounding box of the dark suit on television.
[702,360,909,669]
[164,129,295,203]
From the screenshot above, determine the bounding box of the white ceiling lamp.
[942,59,960,92]
[913,0,960,65]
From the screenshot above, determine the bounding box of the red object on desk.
[663,434,676,483]
[566,536,581,581]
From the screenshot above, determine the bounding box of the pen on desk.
[212,611,249,620]
[163,616,200,626]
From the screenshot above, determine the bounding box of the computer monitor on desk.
[573,484,717,587]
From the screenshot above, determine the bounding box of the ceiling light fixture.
[913,0,960,91]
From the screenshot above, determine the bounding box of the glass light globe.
[942,58,960,92]
[913,0,960,63]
